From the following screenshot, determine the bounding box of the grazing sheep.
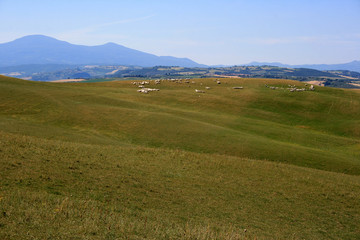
[143,88,159,92]
[309,85,315,91]
[205,87,211,90]
[137,88,159,93]
[195,89,205,93]
[217,81,221,84]
[137,89,148,94]
[148,88,160,92]
[232,86,243,89]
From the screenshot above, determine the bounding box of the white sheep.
[195,89,205,93]
[137,89,148,94]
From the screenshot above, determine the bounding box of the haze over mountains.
[0,35,359,72]
[0,35,205,68]
[247,61,360,73]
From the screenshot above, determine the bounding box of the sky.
[0,0,359,65]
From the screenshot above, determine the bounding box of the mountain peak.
[99,42,125,49]
[13,34,61,42]
[0,35,204,67]
[7,35,70,48]
[103,42,118,46]
[18,34,55,39]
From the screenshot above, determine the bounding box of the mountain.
[0,35,205,67]
[246,61,290,68]
[246,61,360,72]
[296,61,360,72]
[0,64,78,74]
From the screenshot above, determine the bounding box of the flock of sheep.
[132,78,315,95]
[132,78,244,94]
[132,80,160,94]
[265,83,315,92]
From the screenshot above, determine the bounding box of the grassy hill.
[3,64,360,89]
[0,75,359,239]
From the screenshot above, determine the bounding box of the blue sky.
[0,0,359,65]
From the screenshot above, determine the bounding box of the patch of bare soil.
[305,80,325,86]
[51,79,86,83]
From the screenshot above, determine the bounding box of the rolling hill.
[247,60,360,73]
[0,75,359,239]
[0,35,204,67]
[2,65,360,90]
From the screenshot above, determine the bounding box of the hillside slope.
[0,75,360,239]
[1,75,359,174]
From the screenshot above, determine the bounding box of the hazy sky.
[0,0,359,65]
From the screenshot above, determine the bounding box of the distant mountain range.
[0,35,359,72]
[246,61,360,73]
[0,35,205,68]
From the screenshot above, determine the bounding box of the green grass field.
[1,75,359,239]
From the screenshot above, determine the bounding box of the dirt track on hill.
[51,78,85,83]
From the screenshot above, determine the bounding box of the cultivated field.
[0,75,359,239]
